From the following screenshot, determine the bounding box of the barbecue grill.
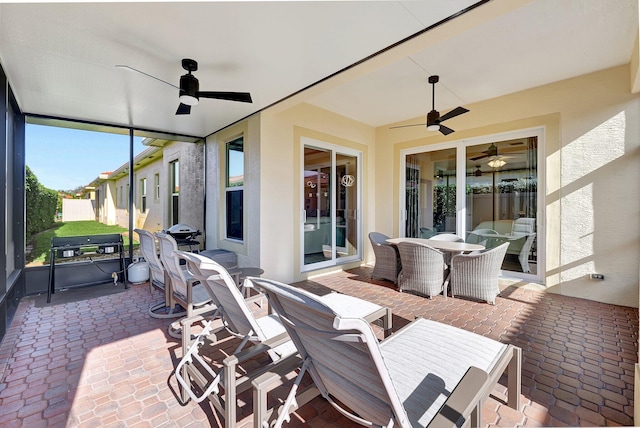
[165,224,202,252]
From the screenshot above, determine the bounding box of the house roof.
[0,0,637,137]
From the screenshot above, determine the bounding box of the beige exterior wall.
[205,115,261,268]
[258,103,376,283]
[381,65,640,308]
[215,65,639,308]
[133,158,164,232]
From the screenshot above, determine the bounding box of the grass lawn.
[27,220,137,265]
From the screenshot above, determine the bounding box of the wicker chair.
[430,233,463,242]
[449,242,509,304]
[466,228,499,247]
[368,232,401,284]
[396,241,447,298]
[430,233,463,265]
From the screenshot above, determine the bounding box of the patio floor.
[0,265,637,427]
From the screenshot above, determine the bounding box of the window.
[140,178,147,212]
[154,173,160,200]
[170,160,179,225]
[225,137,244,241]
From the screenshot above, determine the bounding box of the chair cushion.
[380,319,507,426]
[319,293,383,318]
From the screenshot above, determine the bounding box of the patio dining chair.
[396,241,448,299]
[429,233,463,265]
[134,228,183,319]
[466,228,499,248]
[155,232,217,338]
[449,242,509,304]
[368,232,401,284]
[250,277,521,428]
[173,251,392,427]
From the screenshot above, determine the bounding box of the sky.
[26,124,146,192]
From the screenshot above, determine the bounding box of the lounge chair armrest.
[427,366,490,428]
[223,331,291,367]
[178,314,207,328]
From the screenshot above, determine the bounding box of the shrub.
[26,166,58,239]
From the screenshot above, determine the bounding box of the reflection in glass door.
[466,137,537,275]
[402,131,541,279]
[405,148,457,238]
[302,143,360,269]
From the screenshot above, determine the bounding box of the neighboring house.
[85,139,205,235]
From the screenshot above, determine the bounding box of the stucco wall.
[205,115,261,268]
[380,65,640,307]
[209,66,639,307]
[163,141,205,236]
[260,103,376,283]
[133,159,163,232]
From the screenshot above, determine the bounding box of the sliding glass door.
[401,130,542,279]
[302,139,361,270]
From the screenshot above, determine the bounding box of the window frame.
[170,160,179,225]
[225,137,244,242]
[140,177,147,213]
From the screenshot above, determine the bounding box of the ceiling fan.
[390,75,469,135]
[116,58,252,115]
[470,143,499,161]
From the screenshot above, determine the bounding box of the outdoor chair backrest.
[466,228,498,244]
[155,232,190,299]
[174,250,289,361]
[396,241,446,297]
[430,233,463,242]
[511,217,535,237]
[134,228,164,289]
[248,277,408,427]
[368,231,390,246]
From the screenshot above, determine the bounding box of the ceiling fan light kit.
[487,158,506,168]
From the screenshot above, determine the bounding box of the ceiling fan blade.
[389,123,427,129]
[470,153,489,161]
[176,103,191,115]
[439,125,455,135]
[198,91,253,103]
[439,106,469,122]
[116,65,179,89]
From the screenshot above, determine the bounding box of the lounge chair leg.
[507,346,522,410]
[470,404,482,428]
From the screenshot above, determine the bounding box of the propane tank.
[127,260,150,284]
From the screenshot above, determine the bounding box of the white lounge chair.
[134,228,184,319]
[249,277,522,428]
[173,251,392,427]
[155,232,217,338]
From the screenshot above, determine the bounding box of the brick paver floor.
[0,265,637,427]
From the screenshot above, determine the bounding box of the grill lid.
[167,223,199,234]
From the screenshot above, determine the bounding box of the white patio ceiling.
[0,0,637,138]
